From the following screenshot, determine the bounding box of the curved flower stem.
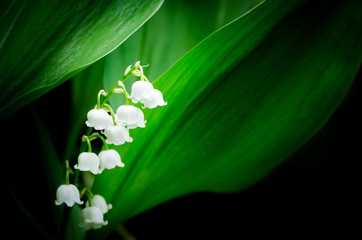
[97,90,107,109]
[79,188,87,199]
[85,188,94,206]
[80,128,92,152]
[102,103,116,125]
[137,61,144,81]
[118,82,129,105]
[82,135,92,152]
[134,61,149,82]
[65,160,74,185]
[100,65,137,107]
[89,132,109,150]
[79,188,94,205]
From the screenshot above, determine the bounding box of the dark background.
[1,70,359,239]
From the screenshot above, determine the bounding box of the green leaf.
[67,0,260,158]
[0,0,164,121]
[89,0,361,237]
[102,0,263,108]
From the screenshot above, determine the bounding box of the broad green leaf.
[89,0,361,238]
[0,0,164,121]
[66,0,260,160]
[103,0,262,108]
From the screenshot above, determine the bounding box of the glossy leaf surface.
[0,0,163,120]
[90,0,361,238]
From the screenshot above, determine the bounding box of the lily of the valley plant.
[55,61,167,230]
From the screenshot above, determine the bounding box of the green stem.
[89,133,109,150]
[80,128,93,153]
[85,188,94,206]
[86,139,92,152]
[100,66,136,107]
[97,90,107,109]
[82,135,92,152]
[103,104,117,126]
[74,169,80,187]
[119,83,129,105]
[65,168,70,185]
[65,160,73,185]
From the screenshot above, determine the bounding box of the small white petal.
[55,184,83,207]
[86,195,112,214]
[74,152,101,174]
[129,81,154,104]
[98,149,124,171]
[80,206,108,230]
[142,89,167,109]
[116,105,146,129]
[104,125,132,145]
[117,105,146,129]
[86,109,113,130]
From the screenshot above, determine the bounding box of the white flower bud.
[99,149,124,171]
[116,105,146,129]
[129,81,154,104]
[74,152,101,174]
[79,206,108,230]
[86,195,112,214]
[86,108,113,130]
[124,65,132,75]
[55,184,83,207]
[142,89,167,109]
[103,125,133,145]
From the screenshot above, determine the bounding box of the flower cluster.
[55,61,166,230]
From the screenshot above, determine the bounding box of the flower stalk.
[65,160,74,185]
[85,188,94,206]
[82,135,92,152]
[118,81,129,105]
[102,103,116,126]
[55,61,167,231]
[88,132,109,150]
[97,90,107,110]
[99,65,137,107]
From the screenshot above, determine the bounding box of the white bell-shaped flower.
[116,105,146,129]
[99,149,124,171]
[74,152,101,174]
[55,184,83,207]
[142,89,167,109]
[86,195,112,214]
[86,108,113,130]
[129,80,154,104]
[129,81,166,109]
[79,206,108,230]
[103,125,133,145]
